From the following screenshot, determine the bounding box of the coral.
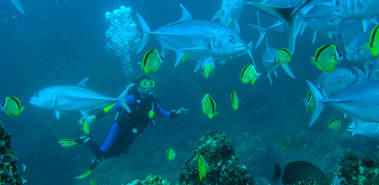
[0,122,26,185]
[333,152,379,185]
[124,174,171,185]
[178,131,255,185]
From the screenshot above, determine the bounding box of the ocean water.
[1,0,378,184]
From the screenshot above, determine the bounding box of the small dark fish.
[274,161,329,185]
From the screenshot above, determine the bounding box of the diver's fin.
[58,136,89,148]
[306,80,325,127]
[136,13,151,54]
[75,158,102,179]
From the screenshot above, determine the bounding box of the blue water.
[1,0,378,185]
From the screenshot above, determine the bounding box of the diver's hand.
[79,115,96,124]
[175,108,188,116]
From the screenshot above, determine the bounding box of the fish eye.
[35,93,40,98]
[229,36,236,44]
[0,103,3,107]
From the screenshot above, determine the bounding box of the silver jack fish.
[29,78,130,122]
[136,4,254,72]
[307,67,379,126]
[212,0,246,33]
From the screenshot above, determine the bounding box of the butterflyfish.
[0,96,25,116]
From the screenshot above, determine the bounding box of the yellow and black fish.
[166,148,176,160]
[303,91,315,113]
[0,96,25,116]
[197,155,211,181]
[202,94,217,118]
[240,65,262,84]
[202,59,216,78]
[366,25,379,56]
[140,49,163,73]
[328,118,341,130]
[311,45,344,73]
[231,90,240,111]
[276,48,291,64]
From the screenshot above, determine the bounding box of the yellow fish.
[140,49,163,73]
[276,48,292,64]
[366,25,379,56]
[311,45,344,73]
[90,177,96,185]
[166,148,176,160]
[303,91,316,113]
[328,118,341,130]
[202,94,217,119]
[202,59,216,78]
[197,155,211,181]
[0,97,25,116]
[181,53,190,62]
[240,65,262,84]
[81,118,90,134]
[231,90,240,111]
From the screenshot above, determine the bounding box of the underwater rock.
[124,174,171,185]
[0,122,26,185]
[178,131,255,185]
[333,152,379,184]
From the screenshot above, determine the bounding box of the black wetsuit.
[86,86,175,159]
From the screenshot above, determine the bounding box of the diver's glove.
[169,108,188,118]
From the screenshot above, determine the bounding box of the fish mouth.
[237,44,246,49]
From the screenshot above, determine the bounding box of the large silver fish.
[307,67,379,126]
[29,78,130,122]
[212,0,246,33]
[317,67,357,97]
[136,4,254,72]
[347,119,379,137]
[334,0,379,20]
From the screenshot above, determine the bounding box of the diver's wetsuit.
[86,86,176,159]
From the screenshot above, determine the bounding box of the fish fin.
[78,77,89,88]
[10,0,25,15]
[55,111,62,119]
[281,63,296,79]
[6,112,11,116]
[327,31,332,39]
[218,60,227,66]
[268,74,273,85]
[312,31,318,44]
[306,80,325,127]
[135,13,151,54]
[160,48,169,58]
[164,4,192,28]
[363,19,370,32]
[273,70,278,77]
[311,57,316,65]
[174,50,185,67]
[211,71,214,76]
[20,106,25,112]
[117,87,131,113]
[212,9,224,21]
[353,67,368,84]
[246,41,256,66]
[273,163,282,180]
[194,59,203,72]
[231,19,241,33]
[202,57,212,68]
[251,80,256,84]
[249,23,267,49]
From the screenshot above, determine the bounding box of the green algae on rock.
[124,174,171,185]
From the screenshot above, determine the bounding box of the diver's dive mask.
[141,80,154,88]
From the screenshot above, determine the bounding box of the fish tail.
[135,13,151,54]
[248,23,266,49]
[118,87,131,113]
[246,41,255,66]
[273,163,282,180]
[306,80,325,127]
[280,142,287,151]
[20,106,25,113]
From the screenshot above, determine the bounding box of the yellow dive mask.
[141,80,154,88]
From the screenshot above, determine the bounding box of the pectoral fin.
[55,111,62,119]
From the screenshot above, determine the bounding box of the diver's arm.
[154,102,187,118]
[93,95,135,120]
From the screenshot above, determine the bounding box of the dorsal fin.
[354,67,368,84]
[163,4,192,27]
[78,78,89,88]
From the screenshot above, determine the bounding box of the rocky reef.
[0,122,26,185]
[333,152,379,185]
[124,174,171,185]
[178,131,255,185]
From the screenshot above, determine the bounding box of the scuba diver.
[58,75,188,179]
